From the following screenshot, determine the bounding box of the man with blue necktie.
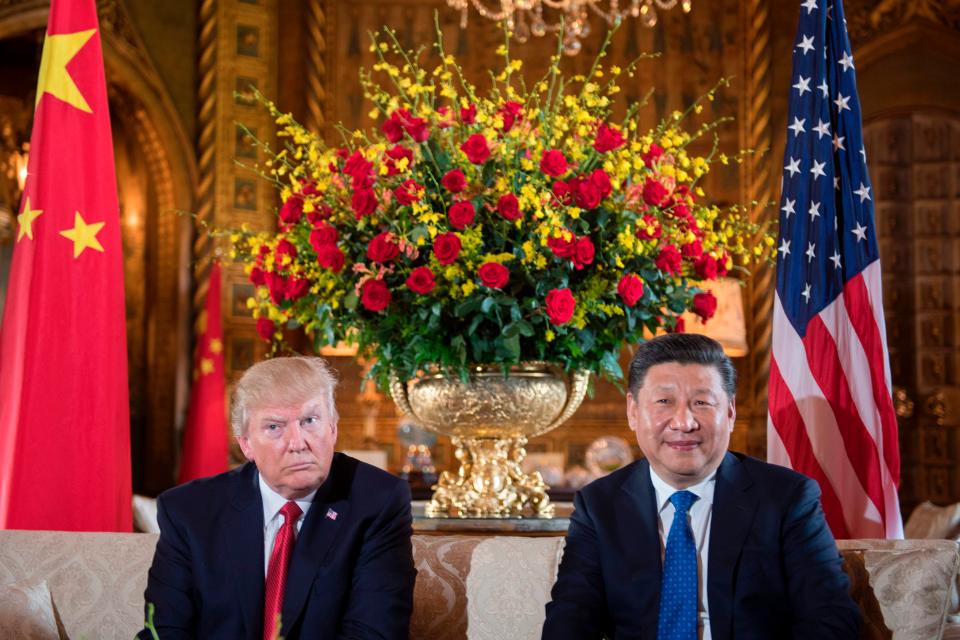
[542,333,860,639]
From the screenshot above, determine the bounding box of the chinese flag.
[0,0,131,530]
[177,261,228,483]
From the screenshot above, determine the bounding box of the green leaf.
[600,351,624,381]
[481,296,497,314]
[343,290,358,311]
[455,297,482,317]
[495,334,521,360]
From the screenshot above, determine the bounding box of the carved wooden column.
[194,0,278,462]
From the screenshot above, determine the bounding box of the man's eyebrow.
[258,415,288,422]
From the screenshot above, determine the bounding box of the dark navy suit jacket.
[542,452,860,640]
[140,453,416,639]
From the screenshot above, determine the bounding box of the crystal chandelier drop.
[447,0,692,55]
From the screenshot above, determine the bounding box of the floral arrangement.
[232,26,766,389]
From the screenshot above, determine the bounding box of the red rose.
[552,180,573,205]
[448,201,476,229]
[309,222,338,253]
[279,195,304,225]
[497,193,522,221]
[656,245,683,275]
[681,240,703,259]
[636,214,662,240]
[316,244,345,273]
[589,168,613,199]
[405,117,429,142]
[716,253,730,277]
[405,266,436,294]
[343,150,373,185]
[672,201,691,220]
[694,254,719,280]
[442,169,467,193]
[617,274,645,307]
[266,272,286,304]
[498,101,523,132]
[540,149,569,177]
[478,262,509,289]
[692,291,718,322]
[351,188,378,218]
[382,115,403,143]
[433,232,461,265]
[306,204,332,225]
[545,288,576,325]
[436,106,454,129]
[642,178,670,207]
[460,104,477,124]
[573,237,595,269]
[593,122,626,153]
[385,145,414,176]
[256,317,276,342]
[249,266,266,287]
[366,232,400,264]
[673,316,686,333]
[572,177,601,210]
[361,278,391,312]
[461,134,491,164]
[394,179,423,206]
[547,234,575,259]
[284,277,310,301]
[275,238,297,260]
[642,143,664,167]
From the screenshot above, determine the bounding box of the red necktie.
[263,500,302,640]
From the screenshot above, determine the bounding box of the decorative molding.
[846,0,960,42]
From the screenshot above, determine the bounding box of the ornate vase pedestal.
[390,363,589,518]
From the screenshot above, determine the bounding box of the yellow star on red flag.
[59,211,105,258]
[16,197,43,242]
[36,28,97,113]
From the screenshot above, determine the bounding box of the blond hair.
[230,356,339,437]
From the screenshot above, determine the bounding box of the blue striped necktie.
[657,490,699,640]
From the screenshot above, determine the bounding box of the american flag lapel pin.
[325,508,338,521]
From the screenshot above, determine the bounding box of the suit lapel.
[618,459,662,636]
[224,463,266,640]
[280,456,352,634]
[707,452,758,640]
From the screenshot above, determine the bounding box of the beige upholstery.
[0,530,957,639]
[0,579,62,640]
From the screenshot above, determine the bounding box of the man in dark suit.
[141,356,416,640]
[542,333,860,640]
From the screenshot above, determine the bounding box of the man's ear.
[236,435,255,462]
[626,392,639,432]
[727,396,737,432]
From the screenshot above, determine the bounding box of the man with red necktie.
[140,356,416,639]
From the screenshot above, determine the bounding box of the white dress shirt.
[649,466,716,640]
[258,474,316,576]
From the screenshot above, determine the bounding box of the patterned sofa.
[0,530,958,639]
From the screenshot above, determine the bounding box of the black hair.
[627,333,737,399]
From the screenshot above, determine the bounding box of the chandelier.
[447,0,692,55]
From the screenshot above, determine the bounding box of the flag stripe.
[771,294,883,537]
[768,357,852,539]
[843,269,900,484]
[802,313,887,523]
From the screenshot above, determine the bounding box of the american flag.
[766,0,903,539]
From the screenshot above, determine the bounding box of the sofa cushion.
[838,539,959,640]
[466,537,565,640]
[411,535,482,640]
[0,578,64,640]
[904,501,960,540]
[0,531,157,640]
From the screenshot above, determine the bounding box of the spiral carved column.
[193,0,218,311]
[741,0,776,456]
[304,0,328,136]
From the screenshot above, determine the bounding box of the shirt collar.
[258,473,317,526]
[648,463,717,514]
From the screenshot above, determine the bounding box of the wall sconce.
[681,277,748,357]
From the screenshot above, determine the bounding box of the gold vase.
[389,363,590,517]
